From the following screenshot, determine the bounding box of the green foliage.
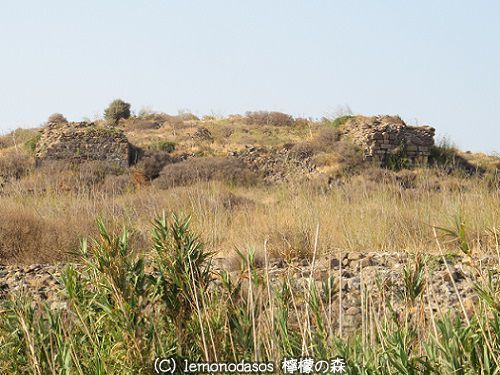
[400,255,427,305]
[104,99,131,125]
[149,141,176,153]
[434,213,472,256]
[330,115,354,129]
[0,212,498,373]
[150,212,213,356]
[24,132,42,154]
[0,128,39,150]
[385,142,411,171]
[430,138,458,168]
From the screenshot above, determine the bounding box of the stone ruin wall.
[342,116,435,163]
[35,122,131,167]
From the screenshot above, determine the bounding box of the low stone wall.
[35,122,130,167]
[342,116,435,164]
[1,252,497,330]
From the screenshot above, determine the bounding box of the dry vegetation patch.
[155,157,259,188]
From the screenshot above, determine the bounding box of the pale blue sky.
[1,1,498,152]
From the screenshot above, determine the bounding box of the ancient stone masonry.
[230,146,317,183]
[35,122,131,167]
[1,253,497,330]
[341,116,435,163]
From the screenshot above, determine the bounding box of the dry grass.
[154,157,259,188]
[0,164,497,264]
[0,205,89,264]
[0,151,34,181]
[124,116,310,157]
[244,111,295,126]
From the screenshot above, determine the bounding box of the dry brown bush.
[311,126,342,150]
[216,190,254,210]
[333,141,365,172]
[221,127,234,138]
[266,225,314,261]
[245,111,295,127]
[77,161,126,187]
[155,157,258,188]
[161,113,200,125]
[126,120,160,131]
[134,151,174,180]
[176,112,200,121]
[0,207,85,264]
[0,152,34,181]
[6,161,127,196]
[289,143,314,160]
[288,127,363,175]
[192,127,213,142]
[294,117,310,127]
[47,113,68,124]
[101,174,135,195]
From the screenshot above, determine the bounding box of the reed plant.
[0,212,498,374]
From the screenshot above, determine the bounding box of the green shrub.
[149,141,176,153]
[321,115,354,129]
[430,138,477,174]
[104,99,131,125]
[24,132,41,154]
[430,138,458,168]
[0,128,39,150]
[384,142,411,171]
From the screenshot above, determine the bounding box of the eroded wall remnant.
[341,115,435,163]
[35,122,131,167]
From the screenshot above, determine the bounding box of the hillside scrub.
[245,111,295,126]
[155,157,259,188]
[0,151,34,181]
[0,168,498,265]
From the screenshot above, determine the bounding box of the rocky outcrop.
[35,122,131,167]
[341,116,435,164]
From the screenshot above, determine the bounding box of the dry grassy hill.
[0,110,499,373]
[0,111,498,265]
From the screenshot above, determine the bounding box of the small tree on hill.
[47,113,68,124]
[104,99,131,125]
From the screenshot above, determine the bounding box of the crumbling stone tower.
[341,116,435,164]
